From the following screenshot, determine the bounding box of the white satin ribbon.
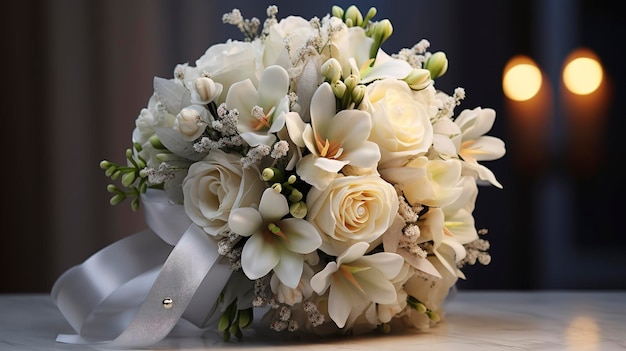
[51,189,233,348]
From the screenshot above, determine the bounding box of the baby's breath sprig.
[100,143,150,211]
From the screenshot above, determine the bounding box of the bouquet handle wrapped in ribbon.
[51,190,232,348]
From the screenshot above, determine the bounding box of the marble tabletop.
[1,291,624,350]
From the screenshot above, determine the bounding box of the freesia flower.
[310,242,404,328]
[228,188,322,289]
[286,82,380,190]
[452,107,506,188]
[225,65,291,146]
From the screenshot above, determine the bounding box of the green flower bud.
[332,80,346,98]
[238,308,253,329]
[133,142,143,152]
[425,51,448,79]
[149,134,165,149]
[362,7,377,27]
[218,313,231,332]
[100,160,111,169]
[289,189,303,202]
[271,183,282,193]
[415,302,428,314]
[287,174,297,184]
[321,58,343,83]
[351,85,366,106]
[426,310,440,322]
[121,172,136,187]
[290,201,307,219]
[111,170,122,180]
[131,198,140,212]
[345,5,363,27]
[331,5,344,19]
[369,19,393,59]
[376,19,393,42]
[405,68,432,90]
[262,168,275,181]
[104,165,117,177]
[344,74,359,91]
[110,194,126,206]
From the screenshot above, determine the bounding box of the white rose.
[182,150,265,236]
[365,78,433,168]
[195,40,260,103]
[306,175,399,255]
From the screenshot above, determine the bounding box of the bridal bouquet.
[55,4,505,347]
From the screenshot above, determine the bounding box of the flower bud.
[345,5,363,27]
[405,68,432,90]
[288,189,303,202]
[332,80,346,98]
[287,174,297,184]
[290,201,307,219]
[321,58,342,83]
[331,5,344,19]
[271,183,282,193]
[149,134,165,149]
[100,160,111,169]
[362,7,377,27]
[175,106,208,140]
[238,308,253,329]
[121,172,136,187]
[375,19,393,42]
[424,51,448,79]
[369,19,393,58]
[351,85,366,106]
[194,77,218,102]
[344,74,360,91]
[426,310,440,322]
[110,194,126,206]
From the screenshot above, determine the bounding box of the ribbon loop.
[51,190,233,348]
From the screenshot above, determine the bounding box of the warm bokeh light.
[503,56,543,101]
[563,49,603,95]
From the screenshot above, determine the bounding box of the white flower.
[182,149,265,236]
[270,263,315,306]
[225,65,290,146]
[310,242,404,328]
[364,78,434,168]
[228,188,322,288]
[286,82,380,190]
[195,40,260,104]
[307,174,399,256]
[453,107,506,188]
[381,156,464,208]
[173,105,209,141]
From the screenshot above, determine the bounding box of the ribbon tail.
[51,225,232,348]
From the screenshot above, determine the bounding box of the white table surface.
[1,291,624,350]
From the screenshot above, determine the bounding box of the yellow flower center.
[315,132,343,159]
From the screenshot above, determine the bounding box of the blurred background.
[2,0,624,293]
